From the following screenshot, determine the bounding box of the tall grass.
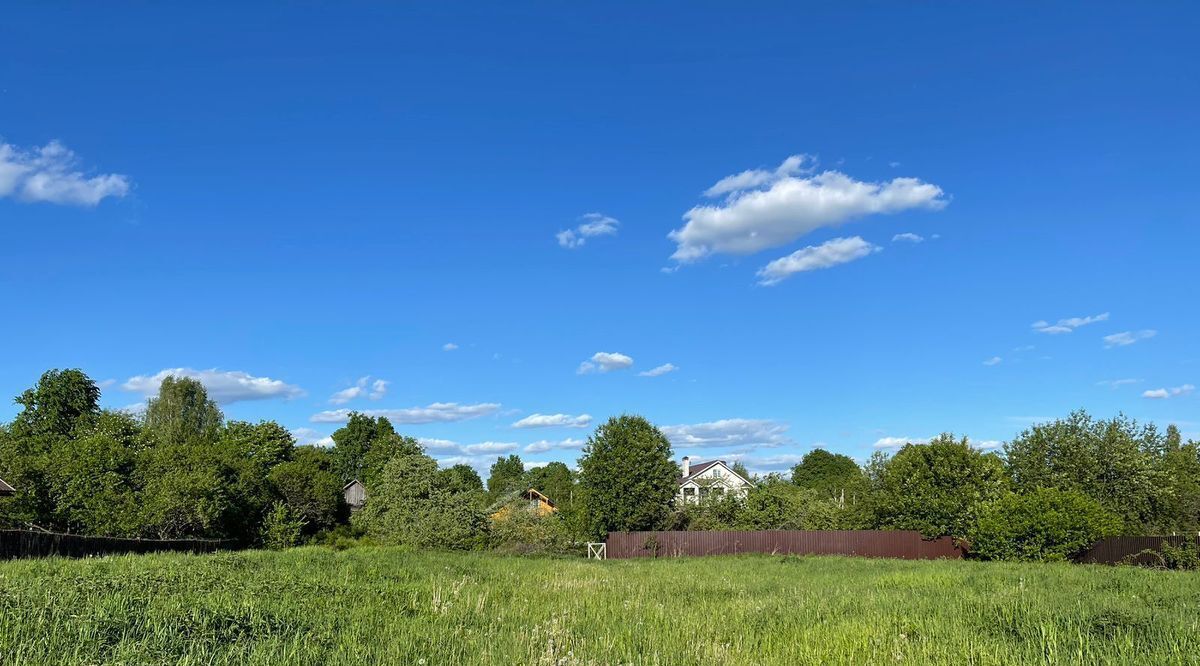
[1,547,1198,665]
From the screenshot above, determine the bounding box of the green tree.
[357,453,486,549]
[791,449,866,499]
[1003,410,1165,532]
[223,420,295,469]
[873,434,1008,538]
[11,369,100,438]
[487,455,526,501]
[969,488,1121,561]
[731,461,752,483]
[438,463,484,496]
[577,415,677,537]
[269,446,346,536]
[735,476,869,531]
[261,501,305,550]
[45,410,143,535]
[329,413,421,484]
[1159,439,1200,533]
[143,376,223,446]
[523,461,574,507]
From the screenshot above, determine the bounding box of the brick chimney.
[682,456,690,477]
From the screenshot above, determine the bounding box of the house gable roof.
[678,460,752,488]
[0,477,14,495]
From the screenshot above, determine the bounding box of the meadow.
[1,548,1198,665]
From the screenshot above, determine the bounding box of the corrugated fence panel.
[0,530,231,560]
[605,530,963,560]
[1074,536,1198,565]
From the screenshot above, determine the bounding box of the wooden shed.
[342,479,366,511]
[0,478,14,497]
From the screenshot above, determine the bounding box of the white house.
[677,457,752,504]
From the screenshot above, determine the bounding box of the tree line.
[2,369,1198,561]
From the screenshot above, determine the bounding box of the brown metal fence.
[1074,535,1199,565]
[0,530,231,560]
[605,530,963,560]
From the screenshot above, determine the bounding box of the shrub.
[969,488,1120,561]
[261,502,305,550]
[488,500,575,555]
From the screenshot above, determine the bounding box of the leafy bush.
[356,454,488,550]
[969,488,1121,561]
[488,500,575,555]
[261,502,305,550]
[1158,539,1200,570]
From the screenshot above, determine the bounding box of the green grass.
[1,548,1199,665]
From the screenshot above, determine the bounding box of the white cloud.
[972,440,1003,451]
[310,402,501,424]
[0,139,131,206]
[557,213,620,249]
[1098,378,1141,389]
[512,413,593,429]
[442,343,459,351]
[523,437,587,454]
[417,437,462,452]
[669,157,946,263]
[703,154,815,198]
[756,236,880,286]
[462,441,519,455]
[873,436,930,449]
[291,427,334,448]
[328,376,389,404]
[1143,385,1194,400]
[1031,312,1110,335]
[1104,330,1157,348]
[577,351,634,374]
[892,232,925,243]
[122,368,304,405]
[661,419,791,448]
[638,363,679,377]
[983,356,1002,366]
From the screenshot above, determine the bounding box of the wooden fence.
[0,530,230,560]
[605,530,963,560]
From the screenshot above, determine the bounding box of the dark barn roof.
[678,460,723,484]
[0,478,14,496]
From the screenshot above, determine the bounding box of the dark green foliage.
[577,415,677,537]
[486,455,525,501]
[872,434,1009,538]
[1159,440,1200,534]
[739,476,870,530]
[1157,539,1200,570]
[329,413,421,484]
[970,489,1121,561]
[523,461,574,507]
[357,452,487,550]
[11,369,101,439]
[223,421,295,470]
[269,446,346,536]
[791,448,866,499]
[1003,411,1164,532]
[439,464,485,495]
[731,461,752,483]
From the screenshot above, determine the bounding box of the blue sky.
[2,3,1197,475]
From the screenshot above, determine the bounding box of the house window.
[713,468,723,478]
[683,487,696,497]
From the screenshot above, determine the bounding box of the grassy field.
[1,548,1198,665]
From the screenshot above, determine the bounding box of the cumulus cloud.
[369,379,389,400]
[577,351,634,374]
[557,213,620,249]
[443,342,459,351]
[1143,384,1194,400]
[1031,312,1110,335]
[512,413,593,429]
[291,427,334,448]
[983,356,1002,366]
[756,236,880,286]
[661,419,791,448]
[310,402,501,424]
[638,363,679,377]
[872,436,930,449]
[1104,330,1157,348]
[669,156,946,263]
[523,437,587,454]
[892,232,925,243]
[0,139,131,206]
[122,368,304,405]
